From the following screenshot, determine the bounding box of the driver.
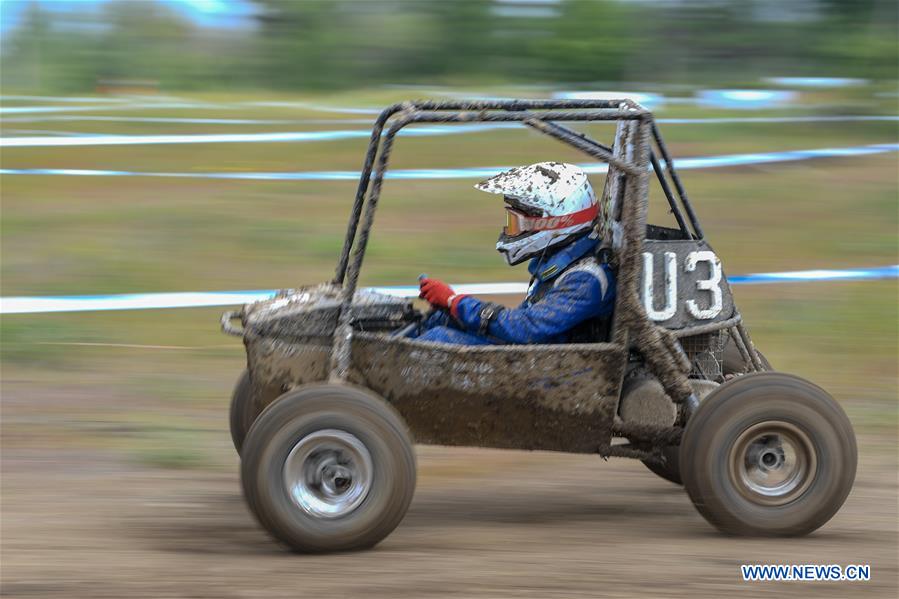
[412,162,615,345]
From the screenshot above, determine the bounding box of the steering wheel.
[391,274,445,337]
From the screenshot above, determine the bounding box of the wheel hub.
[729,421,817,506]
[283,429,373,518]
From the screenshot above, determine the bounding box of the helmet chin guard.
[496,228,587,265]
[476,162,600,265]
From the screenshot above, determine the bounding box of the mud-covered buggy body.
[222,100,856,553]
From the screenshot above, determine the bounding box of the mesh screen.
[680,330,727,380]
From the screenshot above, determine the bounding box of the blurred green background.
[0,0,896,470]
[2,0,898,91]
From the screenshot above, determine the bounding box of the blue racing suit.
[413,236,615,345]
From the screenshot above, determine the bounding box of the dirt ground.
[2,391,896,598]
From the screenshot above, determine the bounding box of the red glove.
[419,278,465,315]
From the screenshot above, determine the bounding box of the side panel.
[241,285,417,414]
[246,335,330,395]
[640,239,736,331]
[349,334,626,453]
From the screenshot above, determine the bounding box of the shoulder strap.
[554,257,610,299]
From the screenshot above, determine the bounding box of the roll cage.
[333,99,703,290]
[326,99,754,413]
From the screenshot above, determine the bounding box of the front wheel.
[680,372,856,536]
[241,384,416,552]
[229,369,281,455]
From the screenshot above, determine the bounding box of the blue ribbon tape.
[1,143,897,181]
[2,265,895,314]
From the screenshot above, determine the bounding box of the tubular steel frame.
[332,99,703,289]
[326,100,724,405]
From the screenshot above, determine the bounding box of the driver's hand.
[419,278,456,309]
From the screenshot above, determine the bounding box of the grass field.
[2,87,898,598]
[1,86,897,469]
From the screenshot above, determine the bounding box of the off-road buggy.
[221,99,856,552]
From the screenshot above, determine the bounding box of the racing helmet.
[475,162,599,266]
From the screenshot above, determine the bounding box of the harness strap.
[554,257,610,299]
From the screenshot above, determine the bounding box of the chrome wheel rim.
[729,421,817,506]
[283,429,373,519]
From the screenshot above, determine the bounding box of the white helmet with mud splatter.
[475,162,598,266]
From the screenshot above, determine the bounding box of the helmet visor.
[504,207,527,237]
[503,204,599,237]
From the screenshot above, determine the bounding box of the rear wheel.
[642,341,773,485]
[642,379,717,485]
[241,384,416,552]
[642,446,682,484]
[680,372,856,536]
[723,338,771,376]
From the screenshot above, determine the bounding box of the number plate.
[640,239,735,329]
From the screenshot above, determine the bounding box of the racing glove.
[419,278,466,316]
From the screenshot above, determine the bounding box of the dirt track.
[2,432,896,598]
